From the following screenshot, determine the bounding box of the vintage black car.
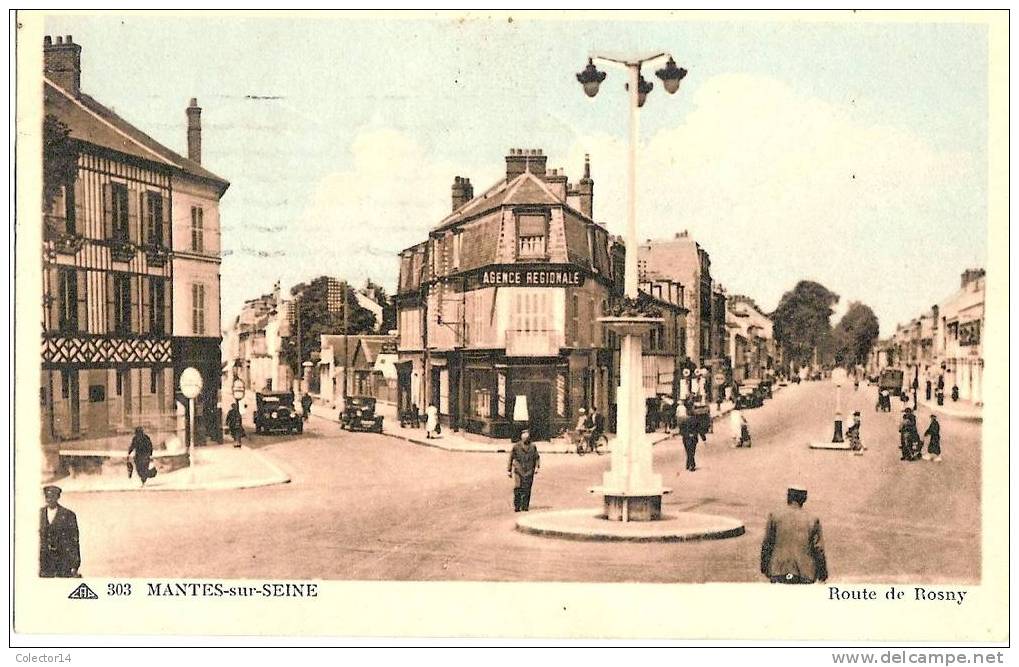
[253,391,304,435]
[734,381,765,409]
[340,396,384,433]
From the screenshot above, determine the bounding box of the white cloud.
[565,73,981,334]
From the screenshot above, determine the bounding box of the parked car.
[253,391,304,435]
[734,381,765,409]
[759,377,774,399]
[340,396,384,433]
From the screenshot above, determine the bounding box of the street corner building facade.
[725,294,776,384]
[40,36,229,474]
[395,149,695,441]
[873,268,986,406]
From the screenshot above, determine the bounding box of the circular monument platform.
[515,508,745,543]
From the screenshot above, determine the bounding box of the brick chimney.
[576,153,593,219]
[186,98,202,164]
[43,35,81,97]
[545,168,568,201]
[505,148,547,181]
[960,268,985,288]
[451,176,473,212]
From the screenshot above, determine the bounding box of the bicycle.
[571,428,607,456]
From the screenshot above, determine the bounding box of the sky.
[42,12,989,337]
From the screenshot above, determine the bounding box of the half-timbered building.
[41,36,229,471]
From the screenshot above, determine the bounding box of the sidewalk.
[918,396,983,422]
[50,444,291,493]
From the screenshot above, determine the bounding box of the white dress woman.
[425,404,439,439]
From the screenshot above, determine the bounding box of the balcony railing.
[506,329,563,357]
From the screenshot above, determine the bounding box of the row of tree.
[279,276,397,374]
[771,280,880,370]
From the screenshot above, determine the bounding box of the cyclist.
[575,408,594,453]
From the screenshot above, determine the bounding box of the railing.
[506,329,563,357]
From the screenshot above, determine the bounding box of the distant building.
[41,35,229,470]
[638,232,729,378]
[222,282,294,396]
[726,295,775,383]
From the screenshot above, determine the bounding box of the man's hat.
[788,483,807,492]
[578,408,586,414]
[42,485,61,494]
[853,411,861,417]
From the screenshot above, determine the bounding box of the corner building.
[396,150,621,440]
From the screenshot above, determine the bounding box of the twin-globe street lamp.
[575,53,687,523]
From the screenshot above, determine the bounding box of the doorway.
[526,383,553,441]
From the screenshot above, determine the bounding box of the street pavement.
[57,381,980,583]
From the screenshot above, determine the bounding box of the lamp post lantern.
[577,51,686,522]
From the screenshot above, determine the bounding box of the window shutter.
[139,192,148,245]
[163,279,172,336]
[46,267,60,332]
[127,188,140,244]
[102,183,114,239]
[130,276,140,333]
[76,270,88,333]
[161,195,170,249]
[105,273,116,333]
[73,178,85,236]
[141,277,151,335]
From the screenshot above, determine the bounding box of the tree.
[771,281,840,369]
[833,302,880,367]
[280,277,377,374]
[364,278,397,333]
[43,114,77,212]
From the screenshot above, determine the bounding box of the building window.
[116,369,125,396]
[88,384,106,402]
[145,192,164,246]
[111,182,130,242]
[60,370,70,399]
[57,268,78,332]
[114,273,132,334]
[150,278,166,336]
[64,180,76,235]
[191,206,204,252]
[151,368,162,394]
[192,283,206,335]
[516,212,547,259]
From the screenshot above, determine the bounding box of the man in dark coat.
[924,414,942,462]
[226,403,246,447]
[507,429,540,512]
[39,485,80,578]
[127,426,156,484]
[760,485,828,584]
[301,393,313,422]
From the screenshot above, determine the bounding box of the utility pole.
[296,297,302,392]
[342,280,349,403]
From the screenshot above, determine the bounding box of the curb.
[919,402,982,423]
[379,430,674,455]
[515,509,747,543]
[53,447,291,494]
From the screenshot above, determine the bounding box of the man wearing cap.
[508,429,540,511]
[760,485,828,584]
[39,485,80,578]
[127,426,155,485]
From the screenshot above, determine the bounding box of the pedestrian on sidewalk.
[507,429,540,512]
[924,414,942,462]
[425,403,439,439]
[301,393,313,422]
[760,484,828,585]
[39,485,80,578]
[226,403,246,448]
[127,426,156,485]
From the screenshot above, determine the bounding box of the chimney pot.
[56,36,63,44]
[186,97,202,164]
[44,36,52,46]
[66,35,73,43]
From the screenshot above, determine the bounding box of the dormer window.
[516,210,548,260]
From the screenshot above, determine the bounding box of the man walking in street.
[301,392,313,422]
[507,429,540,512]
[679,411,700,472]
[39,485,80,578]
[127,426,156,485]
[924,414,942,462]
[760,485,828,584]
[899,408,921,461]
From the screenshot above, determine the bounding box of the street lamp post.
[579,52,687,522]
